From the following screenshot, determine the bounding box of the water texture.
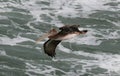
[0,0,120,76]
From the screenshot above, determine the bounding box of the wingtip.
[43,39,61,58]
[44,50,56,57]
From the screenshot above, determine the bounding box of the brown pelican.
[36,25,88,57]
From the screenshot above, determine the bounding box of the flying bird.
[36,25,88,57]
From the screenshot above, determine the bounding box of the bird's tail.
[36,33,49,43]
[36,29,57,43]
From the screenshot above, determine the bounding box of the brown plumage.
[42,25,88,57]
[44,39,61,57]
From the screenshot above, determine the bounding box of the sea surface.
[0,0,120,76]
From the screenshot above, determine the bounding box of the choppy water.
[0,0,120,76]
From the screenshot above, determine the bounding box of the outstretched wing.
[43,39,61,57]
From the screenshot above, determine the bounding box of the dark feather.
[43,39,61,57]
[59,25,80,33]
[43,25,87,57]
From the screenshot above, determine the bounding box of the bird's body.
[36,25,88,57]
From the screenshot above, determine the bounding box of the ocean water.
[0,0,120,76]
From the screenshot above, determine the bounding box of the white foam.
[0,15,8,20]
[73,51,120,73]
[9,0,119,33]
[56,48,120,75]
[104,30,120,39]
[25,62,66,75]
[0,65,20,70]
[57,42,120,75]
[0,50,7,56]
[17,0,118,23]
[2,0,119,21]
[0,36,33,46]
[49,0,110,17]
[20,0,50,21]
[67,36,102,45]
[58,44,72,53]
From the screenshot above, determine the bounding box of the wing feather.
[43,39,61,57]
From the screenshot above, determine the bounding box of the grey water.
[0,0,120,76]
